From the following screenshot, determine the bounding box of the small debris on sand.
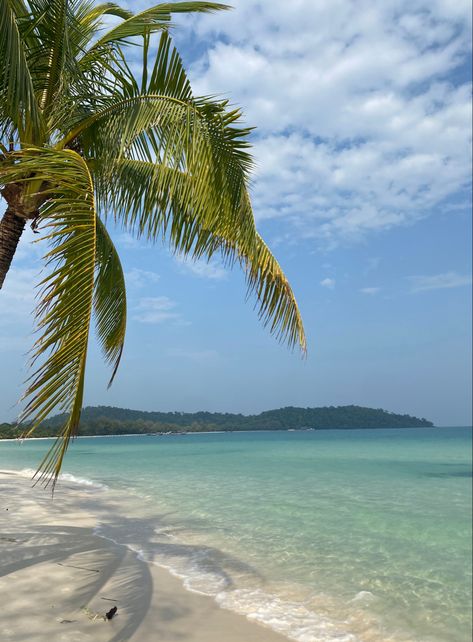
[105,606,118,620]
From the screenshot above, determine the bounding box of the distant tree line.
[0,405,433,439]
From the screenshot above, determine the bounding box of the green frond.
[243,234,307,353]
[146,30,192,100]
[0,0,43,141]
[97,158,232,260]
[94,158,306,354]
[83,2,230,57]
[79,2,133,25]
[94,217,127,386]
[3,147,97,487]
[38,0,68,112]
[60,90,256,257]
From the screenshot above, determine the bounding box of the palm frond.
[2,147,97,486]
[94,158,306,353]
[94,217,127,386]
[83,2,229,57]
[146,30,192,99]
[0,0,43,141]
[59,91,256,258]
[38,0,68,112]
[79,2,133,25]
[243,234,306,353]
[97,158,231,259]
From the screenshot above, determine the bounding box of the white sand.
[0,471,288,642]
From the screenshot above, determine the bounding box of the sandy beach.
[0,470,288,642]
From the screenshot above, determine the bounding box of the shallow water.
[1,427,471,642]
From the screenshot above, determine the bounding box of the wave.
[92,520,364,642]
[2,467,108,491]
[216,588,360,642]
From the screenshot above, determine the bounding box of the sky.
[1,0,472,426]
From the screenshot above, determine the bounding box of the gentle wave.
[216,588,360,642]
[93,521,364,642]
[11,467,109,490]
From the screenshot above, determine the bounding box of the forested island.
[0,405,433,438]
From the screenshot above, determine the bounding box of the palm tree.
[0,0,306,485]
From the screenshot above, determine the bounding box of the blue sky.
[1,0,472,426]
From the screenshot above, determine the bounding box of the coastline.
[0,470,288,642]
[0,423,450,443]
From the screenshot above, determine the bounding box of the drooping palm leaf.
[244,234,306,352]
[96,158,306,352]
[1,147,97,485]
[94,217,127,386]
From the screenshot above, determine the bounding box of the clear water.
[1,428,471,642]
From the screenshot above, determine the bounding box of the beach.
[0,470,287,642]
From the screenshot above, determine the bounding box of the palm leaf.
[95,158,306,353]
[79,2,133,25]
[38,0,68,112]
[94,217,127,386]
[60,92,256,260]
[84,2,229,56]
[0,0,43,141]
[244,234,306,352]
[2,147,97,486]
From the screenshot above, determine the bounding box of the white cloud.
[115,232,149,250]
[187,0,472,243]
[409,271,472,292]
[132,296,182,324]
[320,277,336,289]
[175,255,227,280]
[360,287,381,295]
[126,268,161,288]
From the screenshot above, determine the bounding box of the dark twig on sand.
[56,562,100,572]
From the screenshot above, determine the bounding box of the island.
[0,405,433,439]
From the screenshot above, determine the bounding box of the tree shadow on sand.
[0,510,264,642]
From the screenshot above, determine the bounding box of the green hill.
[0,404,433,438]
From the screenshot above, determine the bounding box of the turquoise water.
[1,428,471,642]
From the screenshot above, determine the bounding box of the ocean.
[1,427,471,642]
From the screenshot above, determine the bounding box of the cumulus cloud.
[320,277,336,289]
[132,296,182,324]
[174,254,227,280]
[409,271,472,292]
[126,268,161,288]
[187,0,472,243]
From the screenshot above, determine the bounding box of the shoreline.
[0,470,289,642]
[0,424,453,442]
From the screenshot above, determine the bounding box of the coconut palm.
[0,0,306,485]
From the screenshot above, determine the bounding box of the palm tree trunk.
[0,208,26,289]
